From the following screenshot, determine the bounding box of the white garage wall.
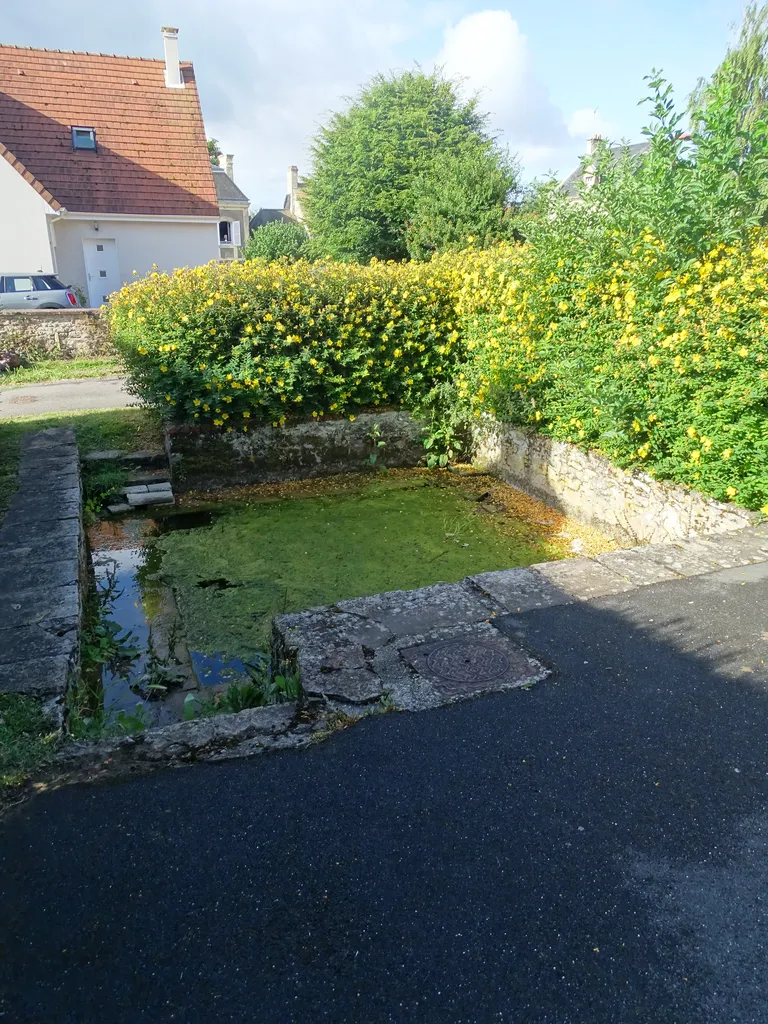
[0,160,55,275]
[52,217,219,303]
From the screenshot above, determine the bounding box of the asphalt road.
[0,376,133,417]
[2,562,768,1023]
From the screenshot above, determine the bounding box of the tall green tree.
[690,3,768,131]
[405,144,519,260]
[304,70,510,262]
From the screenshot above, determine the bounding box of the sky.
[2,1,748,211]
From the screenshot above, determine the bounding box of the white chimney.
[162,27,184,89]
[287,165,299,211]
[225,154,234,180]
[586,134,602,156]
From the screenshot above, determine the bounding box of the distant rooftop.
[212,165,249,204]
[561,141,651,197]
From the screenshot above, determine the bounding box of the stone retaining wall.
[167,411,425,491]
[0,309,112,359]
[473,419,756,544]
[0,428,85,706]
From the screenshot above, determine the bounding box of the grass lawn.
[0,357,120,388]
[0,693,59,787]
[0,407,164,523]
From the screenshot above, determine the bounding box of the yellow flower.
[726,486,738,498]
[349,415,356,421]
[722,448,733,460]
[761,505,768,515]
[686,426,697,439]
[160,365,168,373]
[739,347,749,357]
[690,450,701,462]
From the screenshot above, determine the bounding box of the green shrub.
[242,220,309,262]
[106,258,462,428]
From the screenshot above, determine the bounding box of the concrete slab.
[470,567,571,612]
[532,558,635,600]
[337,582,500,637]
[20,427,76,451]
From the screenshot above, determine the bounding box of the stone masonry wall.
[473,419,756,545]
[0,309,112,359]
[0,427,85,707]
[167,411,425,491]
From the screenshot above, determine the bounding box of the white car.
[0,274,81,310]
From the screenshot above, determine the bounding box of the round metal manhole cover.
[425,640,510,684]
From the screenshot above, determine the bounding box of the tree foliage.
[405,144,518,260]
[243,220,310,262]
[207,138,222,166]
[304,70,511,262]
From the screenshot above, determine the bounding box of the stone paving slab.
[0,426,83,700]
[0,555,80,593]
[20,427,78,451]
[126,491,175,507]
[0,518,81,549]
[0,655,76,697]
[0,583,79,630]
[0,621,78,667]
[532,557,635,600]
[273,523,768,716]
[337,582,500,636]
[371,621,549,712]
[595,548,683,586]
[469,567,570,612]
[2,497,81,528]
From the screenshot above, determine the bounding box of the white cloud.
[1,0,454,210]
[436,11,570,159]
[567,108,616,141]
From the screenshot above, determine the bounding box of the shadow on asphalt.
[1,565,767,1024]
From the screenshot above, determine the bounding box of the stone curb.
[273,524,768,712]
[0,427,85,699]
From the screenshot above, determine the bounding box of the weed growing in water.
[183,652,301,719]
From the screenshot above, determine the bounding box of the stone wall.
[473,419,756,544]
[167,411,425,491]
[0,309,112,359]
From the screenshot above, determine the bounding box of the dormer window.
[72,127,97,151]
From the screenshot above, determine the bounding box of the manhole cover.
[425,640,511,684]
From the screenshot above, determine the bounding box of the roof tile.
[0,44,219,217]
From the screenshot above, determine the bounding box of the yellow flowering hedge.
[107,258,461,429]
[452,234,768,511]
[108,235,768,511]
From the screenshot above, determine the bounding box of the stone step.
[126,491,175,508]
[124,469,171,486]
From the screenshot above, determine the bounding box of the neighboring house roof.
[213,165,249,205]
[560,141,650,197]
[0,44,219,217]
[250,208,295,230]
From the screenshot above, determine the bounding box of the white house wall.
[51,217,219,301]
[0,159,55,274]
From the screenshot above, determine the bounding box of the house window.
[219,220,232,245]
[72,127,97,151]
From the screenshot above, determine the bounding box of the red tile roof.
[0,45,219,217]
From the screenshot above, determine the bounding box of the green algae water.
[156,473,576,661]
